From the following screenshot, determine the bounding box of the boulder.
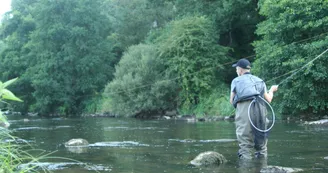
[304,119,328,125]
[65,138,89,147]
[190,151,227,166]
[260,166,303,173]
[66,146,88,154]
[65,138,89,154]
[165,110,177,117]
[0,121,10,128]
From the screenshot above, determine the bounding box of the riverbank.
[83,112,235,122]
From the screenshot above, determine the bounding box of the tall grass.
[0,126,47,172]
[0,78,49,172]
[0,78,99,172]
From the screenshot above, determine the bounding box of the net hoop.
[247,96,275,133]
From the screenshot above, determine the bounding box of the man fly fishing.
[230,58,278,159]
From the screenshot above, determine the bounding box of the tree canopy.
[0,0,327,118]
[253,0,328,117]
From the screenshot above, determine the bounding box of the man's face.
[236,67,241,76]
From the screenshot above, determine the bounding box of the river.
[7,115,328,173]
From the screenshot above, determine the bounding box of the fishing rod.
[277,48,328,86]
[249,47,328,133]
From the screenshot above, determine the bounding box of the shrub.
[101,44,178,116]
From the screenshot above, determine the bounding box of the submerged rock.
[190,151,227,166]
[66,146,88,154]
[65,138,89,147]
[0,121,10,128]
[304,119,328,125]
[260,166,303,173]
[65,138,89,154]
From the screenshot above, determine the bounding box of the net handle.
[247,96,275,133]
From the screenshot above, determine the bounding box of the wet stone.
[190,151,227,166]
[260,166,303,173]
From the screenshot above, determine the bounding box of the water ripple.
[89,141,150,147]
[169,139,236,143]
[104,126,168,130]
[13,126,71,131]
[19,162,112,171]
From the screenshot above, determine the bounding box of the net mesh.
[248,96,274,138]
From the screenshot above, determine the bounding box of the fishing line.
[102,33,328,97]
[248,47,328,133]
[76,32,328,99]
[277,48,328,85]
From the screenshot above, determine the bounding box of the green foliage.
[171,0,261,60]
[82,94,103,114]
[0,78,22,127]
[105,0,175,49]
[23,0,116,116]
[2,0,325,117]
[179,84,234,117]
[0,78,23,102]
[155,16,230,109]
[253,0,328,117]
[0,0,38,114]
[102,44,178,116]
[0,78,36,172]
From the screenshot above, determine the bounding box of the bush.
[155,15,230,109]
[101,44,178,116]
[179,84,234,117]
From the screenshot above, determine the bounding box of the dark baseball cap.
[232,58,251,69]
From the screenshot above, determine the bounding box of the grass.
[0,127,42,173]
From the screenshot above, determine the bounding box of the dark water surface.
[7,115,328,173]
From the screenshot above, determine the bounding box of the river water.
[7,115,328,173]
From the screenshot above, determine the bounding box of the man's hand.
[265,85,278,103]
[269,85,278,93]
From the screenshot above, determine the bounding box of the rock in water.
[65,138,89,154]
[304,119,328,125]
[260,166,303,173]
[65,138,89,147]
[0,121,10,128]
[190,151,227,166]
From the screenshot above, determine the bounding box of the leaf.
[1,89,23,102]
[3,77,18,88]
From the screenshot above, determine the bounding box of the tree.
[104,0,175,50]
[0,0,38,114]
[170,0,261,57]
[253,0,328,117]
[102,44,178,117]
[25,0,116,116]
[155,16,230,109]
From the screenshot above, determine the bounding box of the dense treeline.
[254,0,328,118]
[0,0,327,118]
